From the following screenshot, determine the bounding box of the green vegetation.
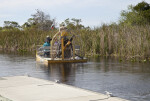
[0,1,150,61]
[0,29,57,52]
[120,1,150,25]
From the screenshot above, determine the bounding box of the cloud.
[0,0,150,26]
[0,0,74,9]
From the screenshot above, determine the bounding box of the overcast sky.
[0,0,150,27]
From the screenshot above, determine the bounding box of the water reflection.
[35,57,150,101]
[36,63,77,84]
[0,53,150,101]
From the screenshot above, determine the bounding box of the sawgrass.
[0,24,150,61]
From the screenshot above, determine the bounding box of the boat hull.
[36,54,87,64]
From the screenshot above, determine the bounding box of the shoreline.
[0,50,149,63]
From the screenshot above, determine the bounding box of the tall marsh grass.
[0,24,150,60]
[0,29,57,51]
[78,24,150,61]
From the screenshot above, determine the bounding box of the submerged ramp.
[0,76,128,101]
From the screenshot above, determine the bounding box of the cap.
[47,35,50,38]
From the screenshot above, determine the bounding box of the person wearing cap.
[59,25,69,46]
[45,36,52,43]
[43,36,51,57]
[57,25,73,58]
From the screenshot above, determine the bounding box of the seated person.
[43,36,51,57]
[43,41,50,46]
[45,35,52,43]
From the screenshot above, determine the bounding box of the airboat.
[36,30,87,64]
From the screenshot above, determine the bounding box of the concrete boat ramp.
[0,76,129,101]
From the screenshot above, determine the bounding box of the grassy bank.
[79,25,150,61]
[0,25,150,61]
[0,29,57,52]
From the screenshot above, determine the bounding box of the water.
[0,53,150,101]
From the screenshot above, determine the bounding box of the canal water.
[0,53,150,101]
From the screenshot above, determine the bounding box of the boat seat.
[43,46,50,50]
[38,46,50,52]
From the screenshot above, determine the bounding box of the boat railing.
[36,44,84,59]
[74,45,85,58]
[36,46,52,58]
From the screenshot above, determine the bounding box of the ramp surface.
[0,76,128,101]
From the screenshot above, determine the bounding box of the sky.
[0,0,150,27]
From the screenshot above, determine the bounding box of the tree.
[22,18,35,28]
[71,18,84,29]
[133,1,150,22]
[3,21,20,29]
[120,1,150,25]
[60,18,84,29]
[23,9,56,31]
